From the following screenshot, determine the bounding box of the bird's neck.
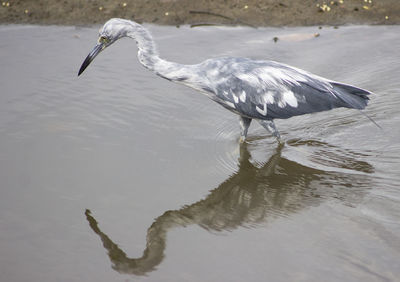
[125,22,158,69]
[126,21,196,83]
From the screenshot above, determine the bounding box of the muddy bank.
[0,0,399,26]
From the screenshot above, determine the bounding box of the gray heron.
[78,18,376,143]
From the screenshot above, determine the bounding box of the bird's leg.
[239,116,252,143]
[258,120,282,143]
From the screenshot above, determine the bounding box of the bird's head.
[78,18,130,76]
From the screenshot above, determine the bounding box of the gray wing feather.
[202,58,371,120]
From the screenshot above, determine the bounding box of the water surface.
[0,24,399,282]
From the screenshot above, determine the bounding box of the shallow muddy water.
[0,24,399,282]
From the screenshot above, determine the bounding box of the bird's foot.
[239,135,246,144]
[274,132,283,144]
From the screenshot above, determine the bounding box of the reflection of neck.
[85,209,173,275]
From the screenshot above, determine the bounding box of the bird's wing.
[209,60,371,120]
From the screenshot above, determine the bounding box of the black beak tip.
[78,43,103,77]
[78,67,84,76]
[78,57,90,76]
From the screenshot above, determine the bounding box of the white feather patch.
[207,69,220,77]
[240,91,246,102]
[282,90,298,107]
[236,73,259,86]
[225,101,235,108]
[264,92,275,104]
[256,104,267,116]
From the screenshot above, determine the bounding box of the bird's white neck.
[124,22,157,68]
[123,21,190,81]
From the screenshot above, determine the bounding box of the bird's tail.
[330,82,371,110]
[330,82,381,129]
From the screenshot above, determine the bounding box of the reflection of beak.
[78,43,105,76]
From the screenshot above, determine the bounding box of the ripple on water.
[285,138,374,174]
[210,118,241,175]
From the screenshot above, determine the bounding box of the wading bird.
[79,18,375,142]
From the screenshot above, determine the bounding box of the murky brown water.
[0,24,399,282]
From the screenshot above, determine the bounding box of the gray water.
[0,24,399,282]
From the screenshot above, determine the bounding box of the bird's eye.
[99,36,109,44]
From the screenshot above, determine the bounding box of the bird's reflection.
[85,141,373,276]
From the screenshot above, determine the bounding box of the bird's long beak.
[78,43,105,76]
